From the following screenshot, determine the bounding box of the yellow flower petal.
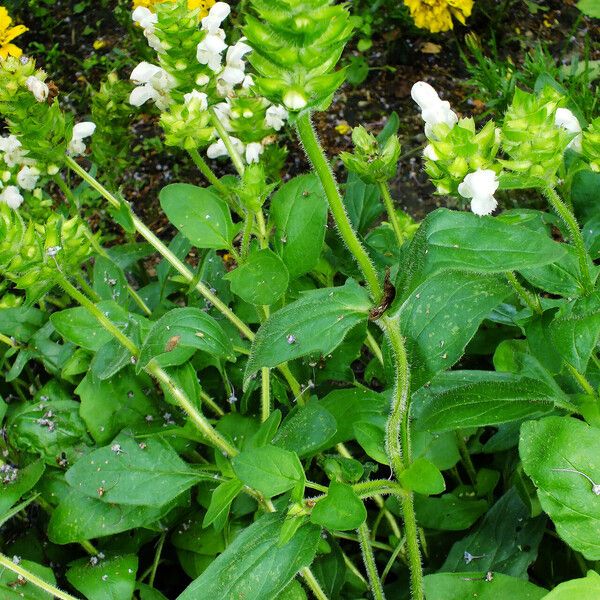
[3,24,28,44]
[0,7,12,31]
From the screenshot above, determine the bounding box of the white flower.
[283,90,307,111]
[201,2,231,34]
[130,62,175,110]
[0,135,27,168]
[423,144,439,161]
[457,169,499,216]
[207,136,244,160]
[17,166,40,190]
[241,74,254,89]
[212,102,232,130]
[183,90,208,111]
[25,76,49,102]
[245,142,263,164]
[220,39,252,86]
[265,105,288,131]
[132,7,164,53]
[0,185,24,209]
[197,30,227,72]
[411,81,458,139]
[68,122,96,156]
[555,107,582,152]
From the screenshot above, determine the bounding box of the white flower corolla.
[196,30,227,72]
[212,101,233,130]
[411,81,458,139]
[555,107,582,152]
[457,169,499,216]
[207,136,244,160]
[220,39,252,85]
[0,135,27,168]
[17,165,40,190]
[132,6,164,53]
[245,142,263,164]
[68,122,96,156]
[265,105,288,131]
[0,185,24,209]
[283,89,307,111]
[183,90,208,111]
[201,2,231,34]
[130,62,176,110]
[25,75,49,102]
[423,143,439,161]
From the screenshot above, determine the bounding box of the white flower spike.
[25,76,49,102]
[554,108,582,153]
[411,81,458,139]
[0,185,24,209]
[458,169,499,216]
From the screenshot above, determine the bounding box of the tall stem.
[378,181,405,247]
[0,553,80,600]
[300,567,329,600]
[296,112,382,302]
[187,147,233,201]
[380,314,423,600]
[505,271,542,315]
[357,522,386,600]
[209,107,246,176]
[543,186,594,293]
[56,273,238,458]
[261,367,270,422]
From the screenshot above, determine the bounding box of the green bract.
[244,0,354,113]
[582,117,600,172]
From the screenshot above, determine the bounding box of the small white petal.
[458,169,500,216]
[25,76,49,102]
[423,144,439,161]
[555,108,583,152]
[73,122,96,139]
[17,166,40,190]
[130,62,162,84]
[0,185,24,209]
[129,85,156,107]
[470,195,498,216]
[265,105,287,131]
[245,142,263,164]
[411,81,441,111]
[184,90,208,111]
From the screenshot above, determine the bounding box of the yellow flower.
[335,122,352,135]
[132,0,216,19]
[0,6,28,60]
[404,0,473,33]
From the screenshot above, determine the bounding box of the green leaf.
[93,255,128,307]
[66,555,138,600]
[160,183,237,250]
[412,494,488,530]
[310,481,367,530]
[0,459,45,515]
[0,307,46,342]
[177,513,321,600]
[271,174,329,279]
[244,279,371,387]
[65,433,208,507]
[0,559,57,600]
[353,421,388,464]
[441,488,546,577]
[232,445,305,498]
[399,458,446,495]
[543,570,600,599]
[225,249,289,305]
[50,301,128,351]
[423,572,546,600]
[397,270,511,384]
[414,371,556,432]
[272,402,337,457]
[275,580,307,600]
[520,416,600,559]
[138,307,234,370]
[203,478,243,531]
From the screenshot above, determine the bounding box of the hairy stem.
[358,522,386,600]
[543,186,594,293]
[300,567,330,600]
[209,107,245,176]
[505,271,543,314]
[187,147,234,202]
[296,112,382,302]
[378,181,405,247]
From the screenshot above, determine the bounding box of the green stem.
[261,367,270,422]
[75,272,100,302]
[543,186,594,293]
[380,315,423,600]
[365,328,384,365]
[296,112,382,302]
[357,522,386,600]
[209,107,246,176]
[456,431,477,488]
[57,273,238,458]
[381,539,406,584]
[148,531,166,587]
[0,553,80,600]
[241,212,253,260]
[0,332,17,347]
[565,362,597,397]
[188,147,233,201]
[378,181,405,247]
[353,479,406,500]
[505,272,543,314]
[300,567,329,600]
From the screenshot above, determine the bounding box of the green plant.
[1,1,600,600]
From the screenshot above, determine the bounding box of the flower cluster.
[129,0,288,164]
[403,0,473,33]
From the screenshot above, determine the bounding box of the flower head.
[17,165,39,190]
[0,7,28,60]
[129,61,176,109]
[554,107,582,152]
[457,169,499,216]
[403,0,473,33]
[411,81,458,139]
[265,105,287,131]
[25,75,49,102]
[0,185,23,209]
[68,122,96,156]
[0,134,26,167]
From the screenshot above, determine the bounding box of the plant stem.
[148,531,166,587]
[378,181,405,247]
[187,147,233,201]
[365,328,384,365]
[300,567,330,600]
[57,273,238,458]
[380,315,424,600]
[261,367,270,422]
[0,553,80,600]
[381,539,406,584]
[0,332,17,347]
[456,431,478,488]
[543,186,594,293]
[296,112,382,302]
[241,212,253,260]
[209,107,246,176]
[357,522,387,600]
[505,272,543,314]
[565,362,597,397]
